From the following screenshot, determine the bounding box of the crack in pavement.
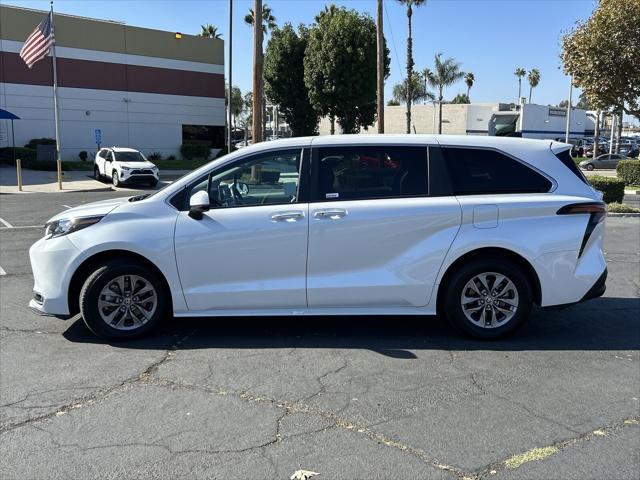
[474,416,640,479]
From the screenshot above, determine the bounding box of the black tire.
[79,260,167,340]
[442,256,533,340]
[94,166,101,181]
[112,171,120,187]
[586,164,594,171]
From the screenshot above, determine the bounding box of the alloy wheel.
[97,274,157,330]
[460,272,519,329]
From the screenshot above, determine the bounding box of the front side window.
[185,149,301,209]
[442,147,552,195]
[315,146,428,201]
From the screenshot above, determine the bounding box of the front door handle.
[270,211,305,222]
[313,209,347,219]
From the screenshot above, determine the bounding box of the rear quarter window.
[554,148,589,185]
[441,147,553,195]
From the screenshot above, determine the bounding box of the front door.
[306,144,461,308]
[174,148,309,311]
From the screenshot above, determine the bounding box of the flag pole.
[50,1,62,190]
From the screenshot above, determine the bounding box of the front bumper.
[120,170,159,184]
[29,235,85,317]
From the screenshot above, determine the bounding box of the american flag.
[19,12,55,69]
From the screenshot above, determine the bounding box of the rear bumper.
[580,268,607,301]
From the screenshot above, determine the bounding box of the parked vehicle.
[30,136,607,340]
[94,147,159,187]
[584,142,608,158]
[580,153,629,170]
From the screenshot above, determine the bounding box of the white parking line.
[0,266,6,276]
[62,204,72,209]
[0,218,13,228]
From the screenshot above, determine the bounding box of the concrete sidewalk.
[0,166,188,194]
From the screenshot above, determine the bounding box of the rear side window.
[442,147,552,195]
[315,146,428,201]
[554,148,588,185]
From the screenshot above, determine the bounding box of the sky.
[4,0,628,123]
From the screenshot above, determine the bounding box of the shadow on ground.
[60,296,640,357]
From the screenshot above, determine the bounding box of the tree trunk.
[529,85,532,104]
[405,8,413,134]
[330,115,335,135]
[376,0,384,134]
[438,92,443,134]
[517,79,521,102]
[467,86,470,99]
[616,107,623,154]
[252,0,264,143]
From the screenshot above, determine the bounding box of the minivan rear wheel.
[79,260,167,340]
[443,257,533,339]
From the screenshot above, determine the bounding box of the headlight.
[44,216,104,239]
[120,166,131,171]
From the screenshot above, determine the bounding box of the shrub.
[180,143,211,160]
[78,150,88,161]
[24,138,56,149]
[588,175,625,204]
[616,159,640,186]
[0,147,36,165]
[607,202,640,213]
[147,151,163,162]
[165,154,176,161]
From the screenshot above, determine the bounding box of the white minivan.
[29,135,607,340]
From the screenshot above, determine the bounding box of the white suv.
[30,135,607,340]
[94,147,159,187]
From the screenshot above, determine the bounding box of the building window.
[182,125,225,148]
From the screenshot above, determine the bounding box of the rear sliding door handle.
[270,211,305,222]
[313,209,347,219]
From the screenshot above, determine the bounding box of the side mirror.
[188,190,210,220]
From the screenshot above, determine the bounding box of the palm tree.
[514,67,526,102]
[397,0,427,134]
[527,69,541,103]
[245,2,276,144]
[392,72,434,105]
[464,72,474,100]
[244,3,277,33]
[199,24,222,39]
[424,53,465,134]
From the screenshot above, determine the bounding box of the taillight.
[557,202,606,257]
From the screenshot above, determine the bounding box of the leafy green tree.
[387,99,401,106]
[199,24,221,38]
[397,0,427,133]
[514,67,526,101]
[304,6,390,134]
[451,93,470,104]
[225,85,243,131]
[562,0,639,120]
[527,69,541,103]
[392,72,433,105]
[424,53,465,133]
[264,23,319,136]
[464,72,474,100]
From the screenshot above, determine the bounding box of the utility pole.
[252,0,263,144]
[376,0,384,133]
[227,0,233,150]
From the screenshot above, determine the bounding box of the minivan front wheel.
[443,257,533,339]
[79,260,167,339]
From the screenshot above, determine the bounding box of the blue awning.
[0,109,20,120]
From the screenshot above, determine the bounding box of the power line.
[384,0,404,82]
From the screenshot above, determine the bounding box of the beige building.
[0,5,224,159]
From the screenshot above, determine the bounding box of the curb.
[0,186,114,194]
[607,212,640,218]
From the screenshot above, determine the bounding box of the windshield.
[116,151,147,162]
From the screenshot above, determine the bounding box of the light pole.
[564,74,573,144]
[227,0,233,150]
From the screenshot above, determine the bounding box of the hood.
[119,161,156,169]
[47,196,131,223]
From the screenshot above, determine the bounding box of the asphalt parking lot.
[0,191,639,480]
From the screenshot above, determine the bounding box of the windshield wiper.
[129,193,150,202]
